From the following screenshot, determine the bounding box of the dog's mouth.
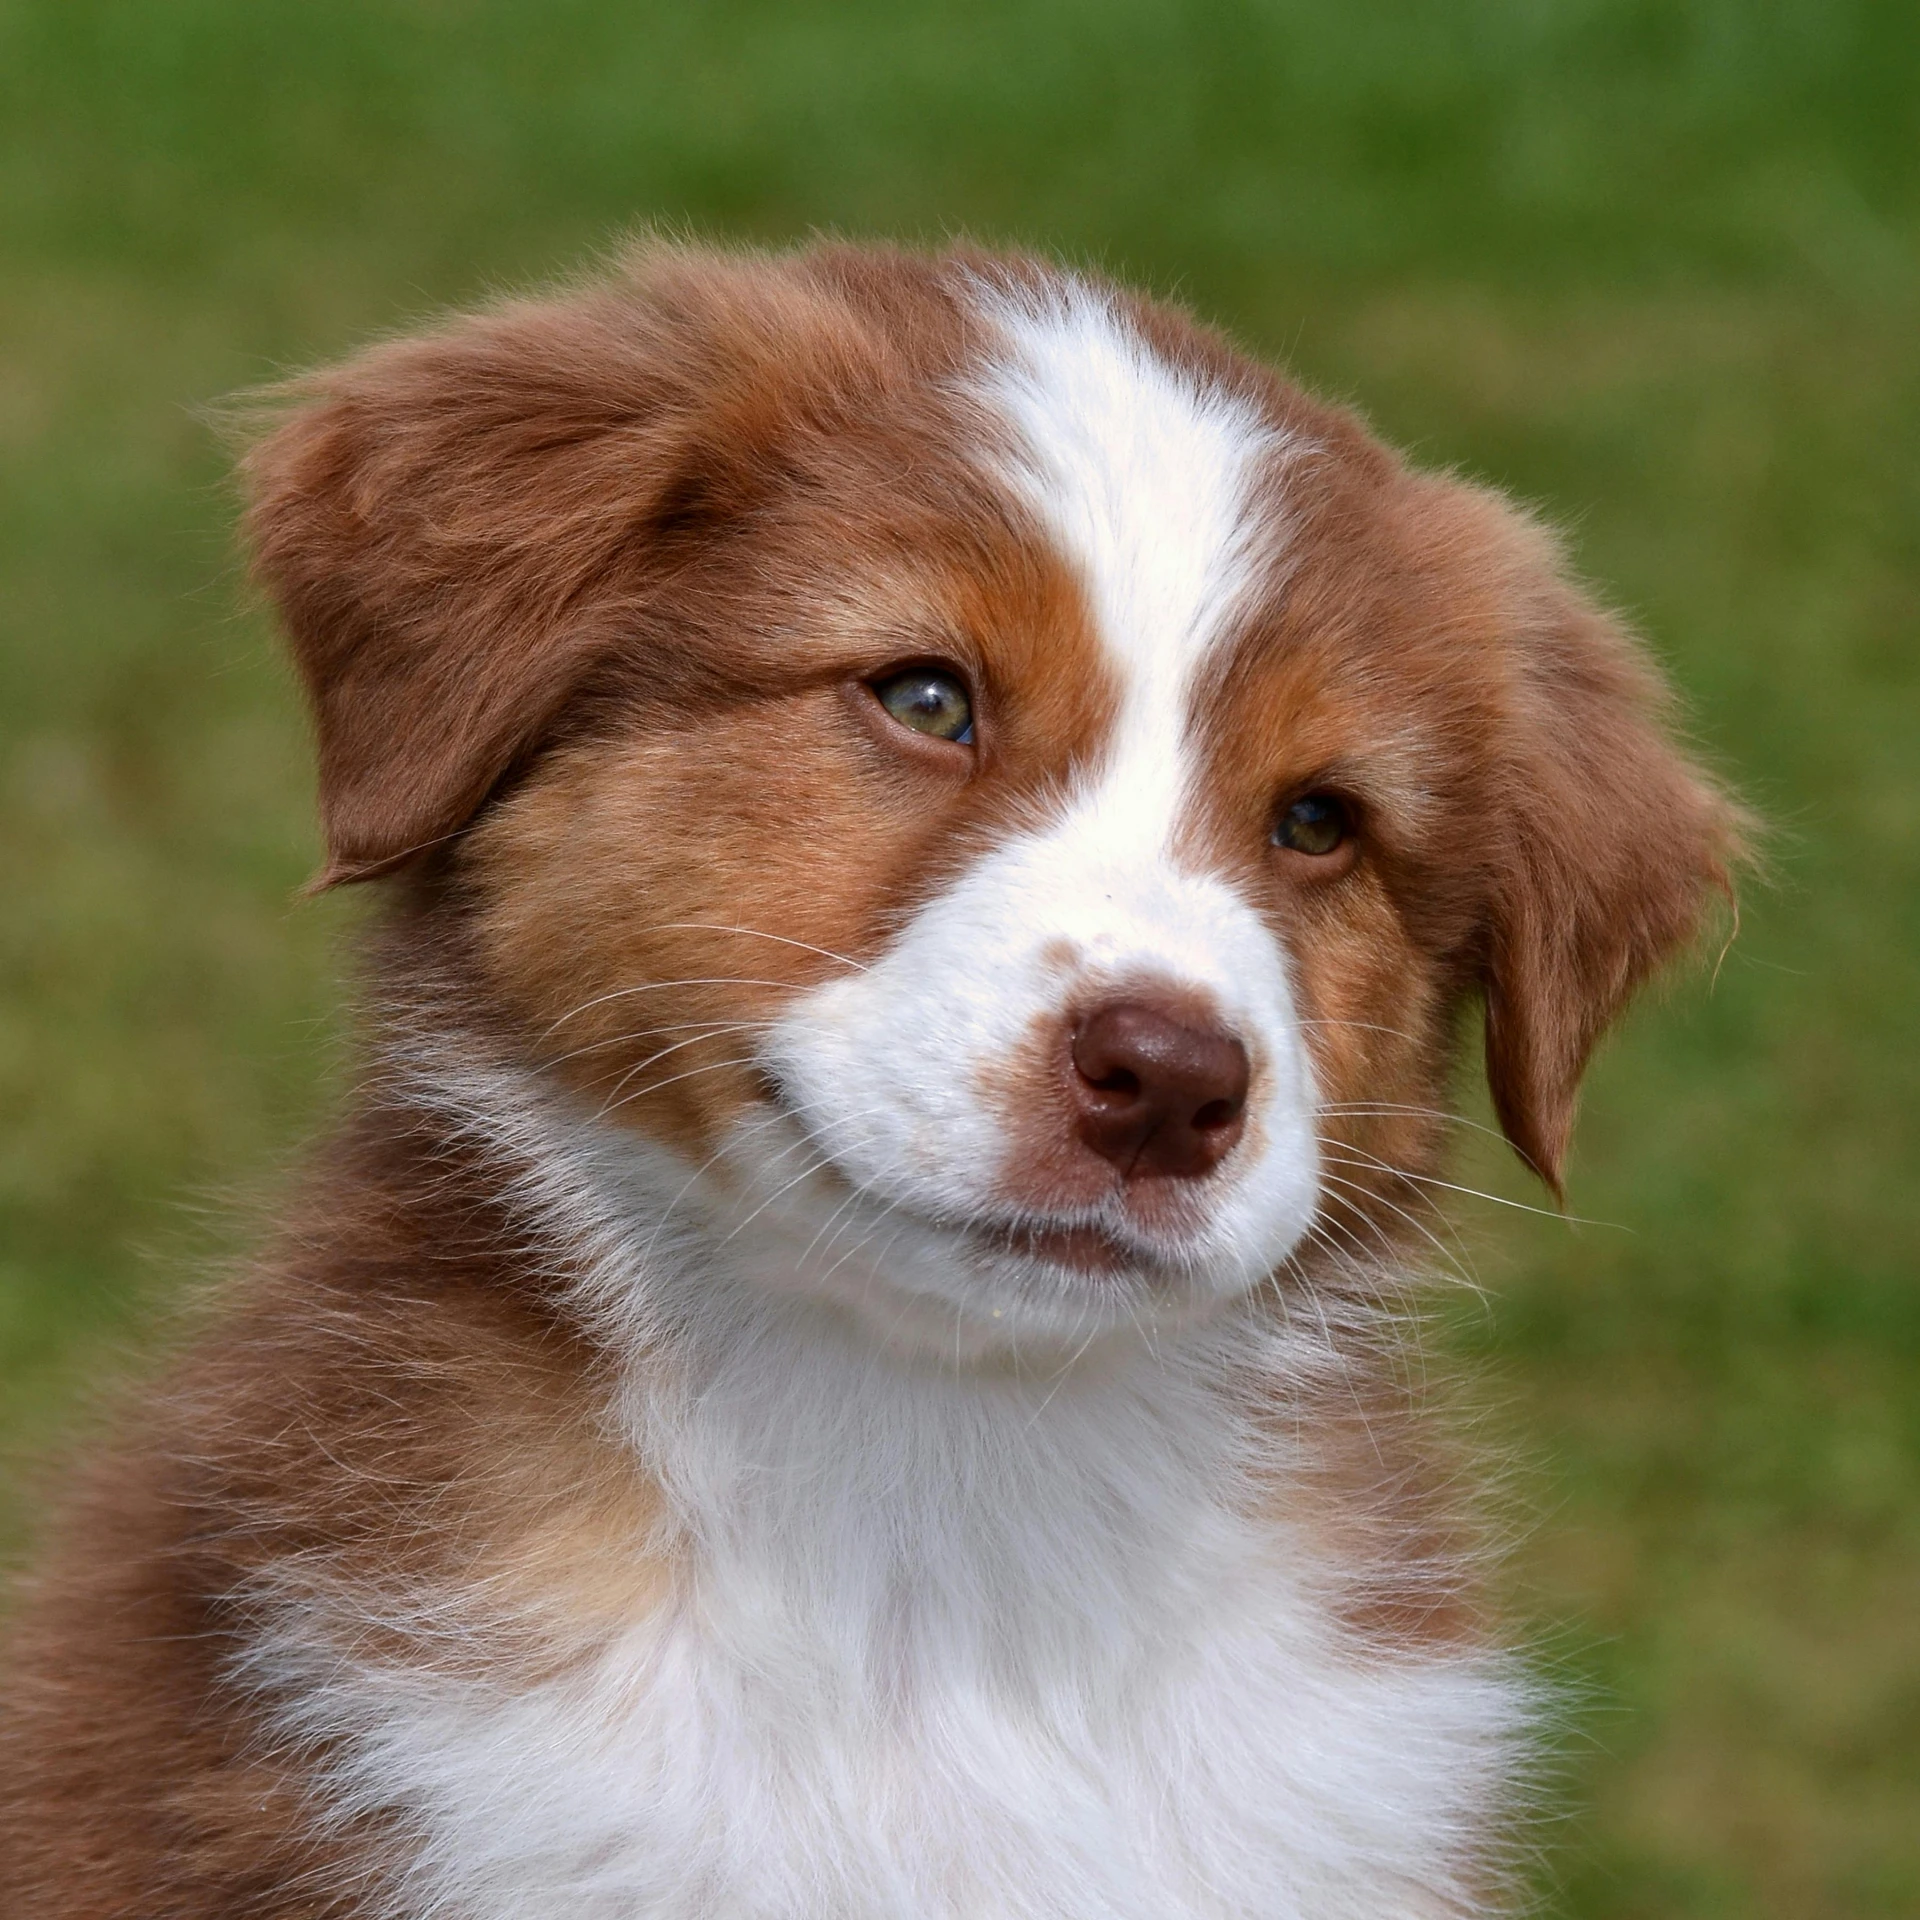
[741,1079,1213,1292]
[971,1217,1167,1279]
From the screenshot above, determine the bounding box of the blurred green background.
[1,2,1915,1912]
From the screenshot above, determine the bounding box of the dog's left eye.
[1274,792,1351,857]
[872,668,974,744]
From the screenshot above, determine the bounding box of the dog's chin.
[753,1211,1234,1364]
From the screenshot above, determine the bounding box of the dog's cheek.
[1279,878,1454,1207]
[459,712,951,1158]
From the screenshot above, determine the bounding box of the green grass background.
[1,2,1915,1912]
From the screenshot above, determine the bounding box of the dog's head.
[244,243,1737,1345]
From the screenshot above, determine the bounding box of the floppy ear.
[241,304,656,885]
[240,247,849,887]
[1474,509,1743,1194]
[239,273,739,887]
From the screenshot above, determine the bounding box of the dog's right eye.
[872,668,974,744]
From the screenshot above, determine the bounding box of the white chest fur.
[257,1082,1525,1919]
[271,1330,1520,1917]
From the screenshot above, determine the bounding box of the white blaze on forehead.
[748,280,1320,1334]
[975,283,1283,830]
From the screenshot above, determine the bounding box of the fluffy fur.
[0,240,1739,1919]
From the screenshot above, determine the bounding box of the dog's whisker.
[794,1171,883,1275]
[1315,1149,1484,1281]
[633,1095,910,1263]
[540,977,805,1036]
[546,1018,781,1070]
[633,1114,798,1266]
[716,1153,850,1248]
[642,924,871,974]
[592,1054,778,1122]
[1022,1316,1107,1430]
[1319,1140,1625,1230]
[1313,1171,1480,1293]
[1313,1167,1459,1274]
[1314,1103,1517,1148]
[710,1105,917,1251]
[1296,1210,1403,1294]
[569,1026,775,1094]
[1292,1018,1434,1046]
[811,1194,917,1297]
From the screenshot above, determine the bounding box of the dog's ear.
[1464,501,1744,1194]
[242,297,669,885]
[240,250,847,887]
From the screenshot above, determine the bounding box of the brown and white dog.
[0,242,1738,1918]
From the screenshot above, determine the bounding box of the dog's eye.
[872,668,974,744]
[1274,792,1350,857]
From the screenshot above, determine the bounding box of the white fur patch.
[248,1058,1528,1920]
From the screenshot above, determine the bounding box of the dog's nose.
[1068,1001,1250,1180]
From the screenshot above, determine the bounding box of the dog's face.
[245,245,1735,1346]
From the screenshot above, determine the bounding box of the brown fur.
[3,238,1740,1912]
[0,1094,649,1913]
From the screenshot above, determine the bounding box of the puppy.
[0,241,1737,1919]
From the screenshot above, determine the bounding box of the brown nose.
[1068,1001,1250,1181]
